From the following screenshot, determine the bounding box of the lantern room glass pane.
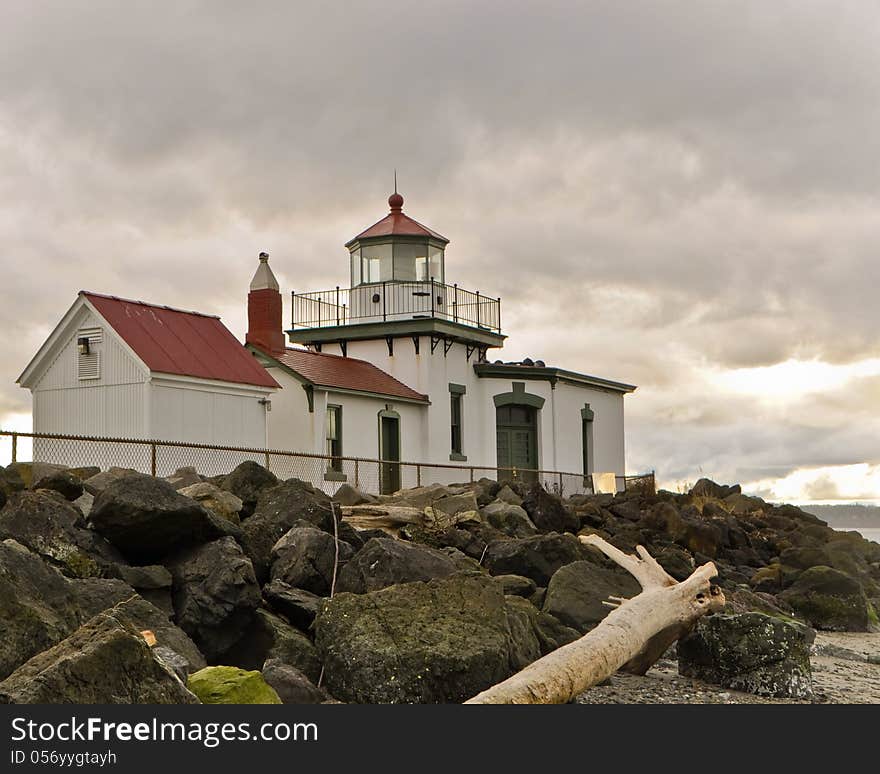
[350,249,361,286]
[429,246,444,284]
[393,242,428,282]
[361,243,392,283]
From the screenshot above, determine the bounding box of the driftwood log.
[341,504,479,535]
[465,535,725,704]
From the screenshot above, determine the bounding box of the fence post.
[354,459,360,489]
[430,277,435,318]
[11,432,17,464]
[382,282,387,322]
[469,466,474,483]
[476,290,481,327]
[559,472,563,493]
[335,286,340,326]
[453,284,459,323]
[150,443,157,477]
[416,464,421,487]
[264,450,271,471]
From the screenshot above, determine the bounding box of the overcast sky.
[2,1,879,501]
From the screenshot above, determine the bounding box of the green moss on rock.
[187,666,281,704]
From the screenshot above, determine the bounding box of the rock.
[495,484,523,507]
[179,481,243,524]
[724,492,766,515]
[431,491,480,519]
[472,477,502,507]
[33,470,84,501]
[82,467,139,497]
[678,612,814,698]
[0,464,26,500]
[386,483,460,510]
[779,566,871,631]
[263,581,322,630]
[676,516,723,558]
[521,484,580,533]
[167,537,261,661]
[65,466,101,482]
[112,563,173,591]
[220,609,321,682]
[483,532,592,586]
[504,594,580,669]
[332,483,376,506]
[242,478,334,580]
[690,478,741,499]
[262,659,328,704]
[542,560,642,633]
[221,461,279,518]
[0,490,124,578]
[315,573,566,704]
[187,666,281,704]
[70,579,206,673]
[270,524,354,596]
[0,539,81,680]
[73,490,94,518]
[164,466,203,490]
[0,609,198,704]
[154,646,192,683]
[89,473,243,563]
[640,501,684,536]
[336,537,474,594]
[654,545,696,581]
[481,500,538,538]
[496,574,538,598]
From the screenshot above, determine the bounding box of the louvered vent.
[77,327,102,381]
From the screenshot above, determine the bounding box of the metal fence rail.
[0,429,655,498]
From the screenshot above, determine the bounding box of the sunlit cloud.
[746,463,880,504]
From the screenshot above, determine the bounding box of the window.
[326,405,342,471]
[449,383,466,460]
[350,249,361,286]
[393,242,428,281]
[361,243,392,283]
[450,394,462,454]
[581,404,595,477]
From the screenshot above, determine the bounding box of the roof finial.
[388,171,404,212]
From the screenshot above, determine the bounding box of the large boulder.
[167,537,261,661]
[314,573,569,704]
[779,566,872,631]
[0,490,124,578]
[187,666,280,704]
[521,484,579,533]
[336,537,475,594]
[270,524,354,596]
[263,581,322,630]
[221,461,279,518]
[0,539,81,680]
[0,609,198,704]
[542,560,642,633]
[690,478,741,499]
[179,481,243,524]
[331,483,376,507]
[81,467,139,497]
[241,478,335,581]
[481,500,538,538]
[33,470,84,501]
[504,595,580,669]
[71,579,206,673]
[483,532,592,586]
[164,466,203,491]
[262,659,328,704]
[678,612,814,698]
[219,609,321,682]
[89,473,242,563]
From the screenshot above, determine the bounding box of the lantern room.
[345,191,448,286]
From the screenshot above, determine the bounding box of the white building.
[246,191,636,492]
[18,292,278,456]
[19,190,637,493]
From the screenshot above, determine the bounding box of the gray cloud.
[1,1,879,495]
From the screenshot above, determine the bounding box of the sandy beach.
[577,631,880,704]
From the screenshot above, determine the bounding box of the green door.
[496,405,538,482]
[379,415,401,494]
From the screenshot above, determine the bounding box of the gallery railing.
[0,429,654,498]
[291,280,502,334]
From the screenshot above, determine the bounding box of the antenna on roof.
[393,168,398,194]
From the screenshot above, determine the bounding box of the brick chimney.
[246,252,286,356]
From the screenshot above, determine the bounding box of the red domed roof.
[346,192,448,247]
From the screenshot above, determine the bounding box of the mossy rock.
[187,666,281,704]
[779,566,870,632]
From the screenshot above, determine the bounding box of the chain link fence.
[0,429,655,498]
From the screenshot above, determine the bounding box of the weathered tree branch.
[465,535,725,704]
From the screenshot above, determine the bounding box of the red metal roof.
[346,193,448,246]
[83,292,279,389]
[271,347,429,403]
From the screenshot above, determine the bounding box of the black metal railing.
[291,279,502,333]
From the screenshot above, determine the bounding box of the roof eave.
[473,363,637,394]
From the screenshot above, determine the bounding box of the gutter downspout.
[550,382,558,471]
